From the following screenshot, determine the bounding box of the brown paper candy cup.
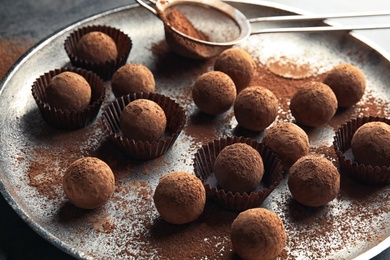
[31,67,105,130]
[333,116,390,185]
[102,92,186,160]
[194,136,284,211]
[64,25,132,80]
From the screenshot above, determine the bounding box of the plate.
[1,1,390,259]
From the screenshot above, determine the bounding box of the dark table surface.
[0,0,389,259]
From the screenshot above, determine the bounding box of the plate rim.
[0,1,389,259]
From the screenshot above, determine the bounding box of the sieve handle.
[250,24,390,35]
[136,0,159,16]
[248,11,390,23]
[249,11,390,34]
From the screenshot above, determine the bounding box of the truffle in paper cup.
[102,92,186,160]
[333,116,390,185]
[31,67,105,130]
[193,136,283,211]
[64,25,132,81]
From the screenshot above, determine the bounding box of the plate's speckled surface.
[0,1,390,259]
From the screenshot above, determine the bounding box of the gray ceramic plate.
[1,1,389,259]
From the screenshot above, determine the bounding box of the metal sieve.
[136,0,390,59]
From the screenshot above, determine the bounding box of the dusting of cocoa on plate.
[0,37,34,79]
[15,42,390,259]
[266,56,316,79]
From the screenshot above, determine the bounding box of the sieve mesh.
[163,2,241,43]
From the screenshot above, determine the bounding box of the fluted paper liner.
[102,92,186,160]
[194,136,283,211]
[31,67,105,130]
[64,25,132,80]
[333,116,390,185]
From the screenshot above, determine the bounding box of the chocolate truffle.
[262,122,309,169]
[214,48,256,92]
[290,81,337,127]
[63,157,115,209]
[234,86,278,131]
[351,121,390,166]
[120,99,167,142]
[322,63,366,107]
[231,208,286,260]
[192,71,236,115]
[153,171,206,224]
[214,143,264,193]
[111,64,155,97]
[45,71,91,111]
[76,31,118,63]
[288,155,340,207]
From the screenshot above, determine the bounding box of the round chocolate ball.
[288,155,340,207]
[76,31,118,63]
[231,208,286,260]
[63,157,115,209]
[214,143,264,193]
[322,63,366,107]
[351,121,390,167]
[46,71,91,111]
[214,48,256,93]
[153,171,206,224]
[234,86,278,131]
[120,99,167,142]
[192,71,236,115]
[111,64,155,97]
[262,122,309,169]
[290,81,337,127]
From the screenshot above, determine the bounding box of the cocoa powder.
[6,30,390,259]
[0,37,34,79]
[162,8,213,59]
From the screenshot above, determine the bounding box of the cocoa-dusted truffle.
[214,48,256,92]
[120,99,167,142]
[153,171,206,224]
[76,31,118,63]
[231,208,286,260]
[111,64,155,97]
[63,157,115,209]
[351,121,390,166]
[262,122,309,169]
[290,81,337,127]
[192,71,236,115]
[45,71,91,111]
[214,143,264,193]
[322,63,366,107]
[234,86,278,131]
[288,155,340,207]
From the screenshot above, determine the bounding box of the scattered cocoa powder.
[0,37,34,79]
[266,56,315,79]
[6,28,390,259]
